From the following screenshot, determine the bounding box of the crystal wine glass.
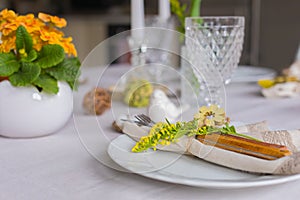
[185,16,245,107]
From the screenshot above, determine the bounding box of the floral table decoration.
[170,0,202,106]
[119,105,300,175]
[0,9,81,138]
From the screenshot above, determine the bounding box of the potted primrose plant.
[0,9,81,138]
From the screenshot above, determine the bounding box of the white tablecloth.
[1,65,300,200]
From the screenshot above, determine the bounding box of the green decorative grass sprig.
[132,119,260,153]
[170,0,202,34]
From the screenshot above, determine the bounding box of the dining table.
[1,63,300,200]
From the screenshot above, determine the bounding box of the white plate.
[231,65,277,83]
[108,135,300,189]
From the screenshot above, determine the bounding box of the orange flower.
[16,14,35,23]
[0,9,17,22]
[60,39,77,57]
[42,26,65,37]
[50,16,67,28]
[1,10,77,57]
[40,29,62,43]
[38,12,66,28]
[16,14,42,33]
[38,13,51,22]
[0,35,16,52]
[31,34,44,51]
[0,22,18,36]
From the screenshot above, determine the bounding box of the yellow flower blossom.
[60,40,77,57]
[194,105,227,128]
[257,79,275,88]
[37,13,51,22]
[0,9,17,21]
[38,13,67,28]
[132,121,181,152]
[258,76,300,89]
[19,48,25,55]
[0,22,18,36]
[0,35,16,52]
[16,14,35,24]
[31,34,44,51]
[40,29,62,43]
[50,16,67,28]
[17,16,43,33]
[0,9,77,57]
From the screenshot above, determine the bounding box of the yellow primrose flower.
[55,37,77,57]
[38,13,51,22]
[31,34,44,51]
[40,29,62,43]
[0,10,77,57]
[194,105,226,128]
[50,16,67,28]
[17,16,44,33]
[0,22,18,36]
[38,13,67,28]
[0,35,16,52]
[16,14,35,24]
[0,9,17,21]
[0,9,81,95]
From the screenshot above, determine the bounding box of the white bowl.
[0,80,73,138]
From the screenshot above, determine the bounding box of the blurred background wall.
[1,0,299,71]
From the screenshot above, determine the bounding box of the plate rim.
[231,65,277,83]
[108,134,300,189]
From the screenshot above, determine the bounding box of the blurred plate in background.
[232,65,277,83]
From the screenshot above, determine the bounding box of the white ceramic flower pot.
[0,80,73,138]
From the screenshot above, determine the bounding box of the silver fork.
[120,118,149,127]
[134,114,156,127]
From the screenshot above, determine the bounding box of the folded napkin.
[261,82,300,98]
[259,61,300,98]
[284,60,300,79]
[122,121,300,175]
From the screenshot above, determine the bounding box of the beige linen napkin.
[261,61,300,98]
[122,121,300,175]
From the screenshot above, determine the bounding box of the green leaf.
[231,132,261,142]
[174,120,197,139]
[46,57,81,89]
[230,125,236,133]
[20,49,38,63]
[67,79,79,90]
[35,44,65,69]
[33,74,59,94]
[0,52,20,76]
[15,25,33,53]
[9,62,41,86]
